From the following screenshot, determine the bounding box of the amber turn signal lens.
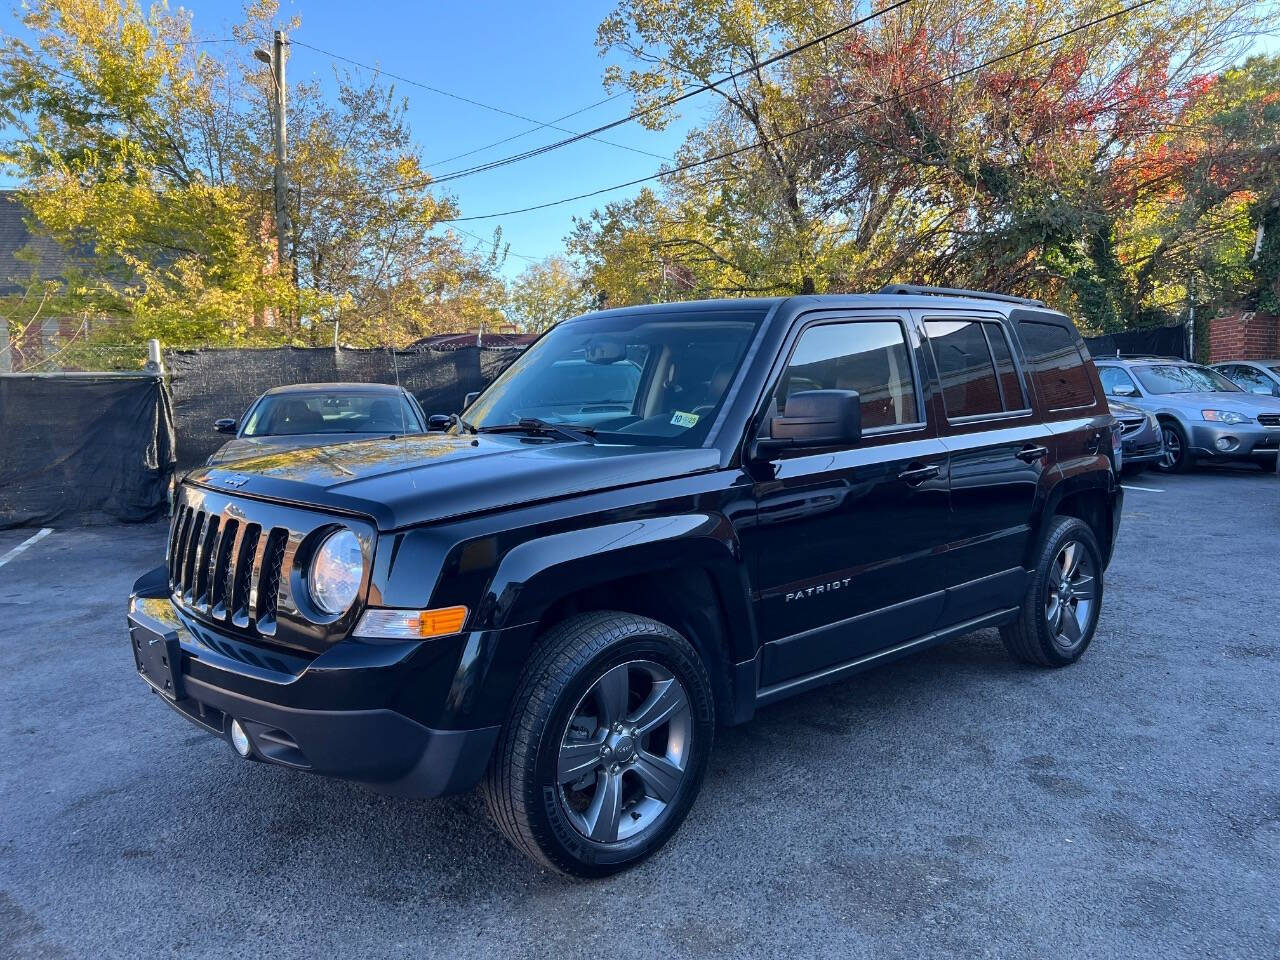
[353,605,469,640]
[416,605,468,637]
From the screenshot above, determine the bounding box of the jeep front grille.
[165,484,374,653]
[169,504,284,635]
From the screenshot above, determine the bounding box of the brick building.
[1208,307,1280,363]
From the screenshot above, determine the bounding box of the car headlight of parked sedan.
[309,527,363,614]
[1201,409,1253,425]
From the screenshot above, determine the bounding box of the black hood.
[186,434,720,530]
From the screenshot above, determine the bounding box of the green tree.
[578,0,1276,329]
[0,0,505,354]
[506,257,591,331]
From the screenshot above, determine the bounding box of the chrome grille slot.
[1118,418,1145,436]
[1258,413,1280,428]
[167,504,188,582]
[255,529,289,635]
[230,524,261,628]
[171,507,194,589]
[210,517,238,616]
[165,485,374,654]
[193,515,220,607]
[181,511,205,601]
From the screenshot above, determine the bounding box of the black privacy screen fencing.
[164,345,519,472]
[0,372,176,529]
[1083,323,1188,360]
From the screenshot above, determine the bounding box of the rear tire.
[1002,516,1103,667]
[482,611,715,877]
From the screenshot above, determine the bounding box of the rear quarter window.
[1016,319,1097,411]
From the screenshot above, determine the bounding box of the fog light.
[1215,436,1236,452]
[229,718,252,758]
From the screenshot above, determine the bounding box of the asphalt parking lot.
[2,466,1277,959]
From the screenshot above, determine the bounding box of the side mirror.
[1111,384,1138,398]
[427,414,451,431]
[463,391,480,409]
[214,418,237,434]
[754,390,861,457]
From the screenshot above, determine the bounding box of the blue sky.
[3,0,702,277]
[2,2,1276,278]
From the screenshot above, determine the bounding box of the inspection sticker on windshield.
[670,410,700,429]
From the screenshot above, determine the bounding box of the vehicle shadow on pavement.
[151,625,1028,891]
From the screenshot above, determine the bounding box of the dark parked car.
[129,287,1123,876]
[1109,399,1164,471]
[1094,357,1280,472]
[207,383,427,465]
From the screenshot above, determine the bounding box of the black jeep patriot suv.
[128,287,1123,876]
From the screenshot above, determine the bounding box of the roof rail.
[876,284,1046,308]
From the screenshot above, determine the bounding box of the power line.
[426,92,627,168]
[414,0,916,189]
[431,0,1159,223]
[371,0,915,196]
[290,39,671,164]
[450,226,543,262]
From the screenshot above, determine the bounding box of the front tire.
[1154,419,1191,473]
[482,612,715,877]
[1001,516,1104,667]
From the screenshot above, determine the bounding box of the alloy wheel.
[1159,426,1181,470]
[1045,540,1096,650]
[556,660,692,843]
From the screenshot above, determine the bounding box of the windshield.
[1132,364,1241,395]
[464,308,767,446]
[242,392,421,437]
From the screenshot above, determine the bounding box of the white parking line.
[0,528,54,568]
[1121,484,1165,493]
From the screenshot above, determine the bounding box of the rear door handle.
[898,463,941,485]
[1016,444,1049,463]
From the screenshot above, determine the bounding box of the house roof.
[0,190,85,296]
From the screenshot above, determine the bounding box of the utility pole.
[256,31,290,276]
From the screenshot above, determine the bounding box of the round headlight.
[310,528,363,614]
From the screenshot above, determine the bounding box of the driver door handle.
[1016,444,1049,463]
[898,463,941,486]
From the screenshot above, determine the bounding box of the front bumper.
[127,567,530,797]
[1122,437,1164,465]
[1188,422,1280,460]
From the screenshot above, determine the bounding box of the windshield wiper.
[450,412,478,434]
[478,417,597,443]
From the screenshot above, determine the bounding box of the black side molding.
[755,608,1020,706]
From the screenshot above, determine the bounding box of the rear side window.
[777,320,920,430]
[925,320,1013,419]
[985,323,1028,411]
[1016,320,1097,411]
